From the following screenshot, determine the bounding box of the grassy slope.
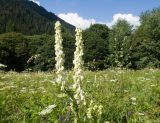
[0,69,160,122]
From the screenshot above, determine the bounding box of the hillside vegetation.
[0,0,160,71]
[0,0,74,35]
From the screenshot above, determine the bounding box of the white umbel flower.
[55,21,65,90]
[73,27,85,105]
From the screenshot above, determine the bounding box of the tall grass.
[0,69,160,122]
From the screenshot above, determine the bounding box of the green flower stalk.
[55,21,65,90]
[73,27,86,105]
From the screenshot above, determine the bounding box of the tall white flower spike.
[55,21,65,90]
[73,27,86,105]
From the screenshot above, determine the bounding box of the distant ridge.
[0,0,75,35]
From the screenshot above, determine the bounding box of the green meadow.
[0,69,159,123]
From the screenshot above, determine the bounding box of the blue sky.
[30,0,160,29]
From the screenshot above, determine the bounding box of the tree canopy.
[0,0,74,35]
[0,3,160,71]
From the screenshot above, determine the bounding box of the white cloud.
[58,13,96,29]
[29,0,40,6]
[58,13,140,29]
[105,13,140,28]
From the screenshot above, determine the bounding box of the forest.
[0,0,160,71]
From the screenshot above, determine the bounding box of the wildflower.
[27,54,40,64]
[93,105,98,110]
[138,112,145,116]
[87,107,92,119]
[55,21,65,91]
[130,97,137,105]
[87,80,91,83]
[131,97,136,101]
[105,121,110,123]
[39,104,56,116]
[132,102,136,105]
[29,89,35,93]
[0,63,7,68]
[57,93,67,98]
[73,27,86,105]
[150,84,155,87]
[87,100,93,119]
[110,79,118,82]
[94,75,97,83]
[97,105,103,116]
[87,100,103,119]
[20,87,27,92]
[0,86,16,91]
[124,90,128,93]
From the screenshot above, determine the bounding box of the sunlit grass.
[0,69,160,122]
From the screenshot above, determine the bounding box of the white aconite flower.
[39,104,56,116]
[72,27,86,105]
[55,21,65,90]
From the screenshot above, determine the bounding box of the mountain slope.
[0,0,75,35]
